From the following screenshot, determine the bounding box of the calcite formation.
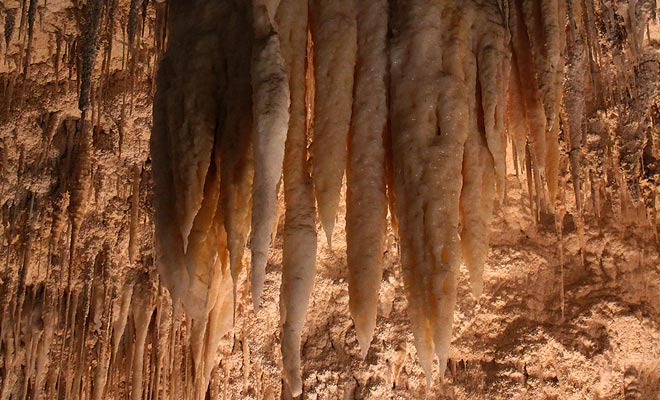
[1,0,660,398]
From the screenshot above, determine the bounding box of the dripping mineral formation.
[2,0,660,398]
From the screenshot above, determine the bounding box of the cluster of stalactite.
[152,0,660,396]
[0,106,159,399]
[1,0,660,399]
[0,0,167,122]
[0,1,168,399]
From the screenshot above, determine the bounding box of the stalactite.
[4,9,16,54]
[461,62,496,299]
[34,296,55,397]
[506,59,529,177]
[564,15,587,213]
[459,3,512,298]
[111,282,133,359]
[18,0,28,42]
[153,0,167,66]
[54,30,62,81]
[218,0,253,288]
[128,164,141,263]
[346,0,388,358]
[151,0,226,318]
[564,0,588,263]
[74,256,95,399]
[15,193,36,345]
[510,0,550,215]
[48,193,69,283]
[249,0,290,311]
[477,4,511,197]
[130,279,155,400]
[127,0,143,112]
[22,286,45,398]
[67,118,91,279]
[198,262,233,398]
[78,0,104,115]
[57,118,91,394]
[22,0,37,77]
[616,56,660,205]
[185,176,232,398]
[309,0,357,246]
[275,0,317,394]
[100,0,117,105]
[65,34,76,93]
[389,0,471,378]
[127,0,142,49]
[150,291,171,400]
[150,3,247,398]
[91,281,112,400]
[547,2,568,205]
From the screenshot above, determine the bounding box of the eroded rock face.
[1,0,660,398]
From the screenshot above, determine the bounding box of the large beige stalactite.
[275,0,318,395]
[462,1,511,298]
[389,0,473,377]
[249,0,290,311]
[346,0,389,358]
[309,0,357,246]
[219,1,254,287]
[151,1,237,397]
[151,0,225,318]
